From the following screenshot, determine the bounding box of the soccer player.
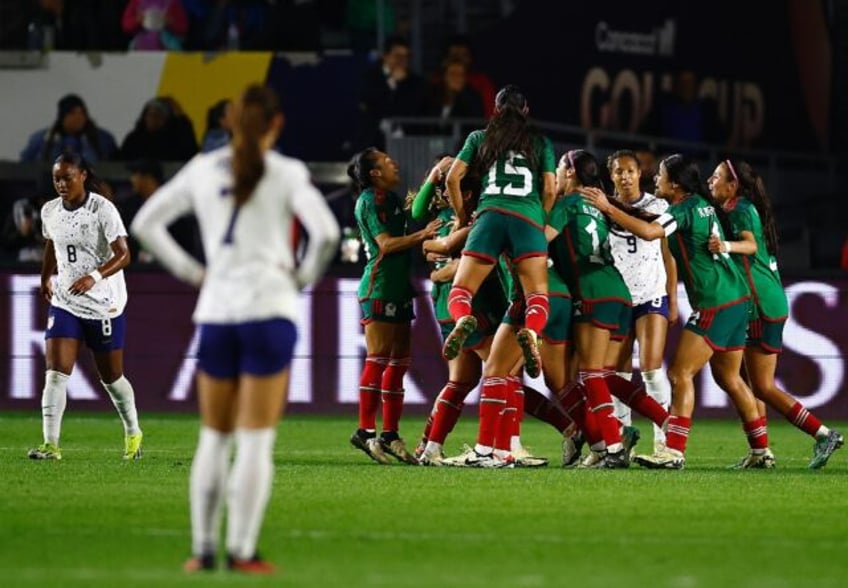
[707,159,843,468]
[28,152,142,462]
[607,149,677,452]
[131,85,339,573]
[547,150,668,468]
[442,84,555,378]
[347,147,442,465]
[582,153,768,470]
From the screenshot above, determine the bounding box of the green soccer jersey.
[355,188,414,301]
[455,129,555,227]
[547,193,630,302]
[656,194,749,310]
[726,197,789,319]
[431,208,459,322]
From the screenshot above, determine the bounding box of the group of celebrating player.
[348,84,844,471]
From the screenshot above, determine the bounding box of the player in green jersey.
[438,85,556,467]
[547,150,669,468]
[442,85,555,379]
[347,147,441,465]
[582,153,767,470]
[707,159,842,469]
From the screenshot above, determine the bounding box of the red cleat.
[227,554,277,575]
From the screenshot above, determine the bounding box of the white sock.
[643,368,671,448]
[423,440,442,455]
[190,427,233,556]
[42,370,69,445]
[613,371,632,426]
[226,428,276,560]
[510,436,523,453]
[102,376,141,435]
[474,443,493,456]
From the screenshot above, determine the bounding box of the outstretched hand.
[707,235,727,254]
[579,186,612,213]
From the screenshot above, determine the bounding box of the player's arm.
[131,161,204,287]
[661,238,678,324]
[445,157,469,227]
[40,239,57,303]
[430,258,459,283]
[422,226,470,255]
[541,171,556,213]
[67,237,131,295]
[708,230,756,255]
[289,165,341,289]
[375,219,441,255]
[411,156,453,220]
[581,187,665,241]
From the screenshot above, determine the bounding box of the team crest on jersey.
[687,310,700,325]
[573,300,583,317]
[385,303,397,317]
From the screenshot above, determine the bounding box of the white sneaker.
[730,449,776,470]
[442,445,514,468]
[576,450,604,469]
[633,448,685,470]
[380,437,419,465]
[418,446,445,466]
[366,438,393,465]
[561,434,584,467]
[512,444,548,468]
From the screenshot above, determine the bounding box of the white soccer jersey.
[41,192,128,319]
[608,192,669,305]
[130,146,340,324]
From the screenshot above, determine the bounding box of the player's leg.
[611,334,634,427]
[225,318,297,574]
[444,256,494,359]
[89,314,142,460]
[635,308,672,451]
[513,255,549,377]
[184,323,239,572]
[29,306,83,460]
[351,312,393,464]
[378,319,418,464]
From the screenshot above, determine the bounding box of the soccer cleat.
[441,445,514,468]
[442,315,478,360]
[809,430,844,469]
[621,425,641,464]
[418,446,446,466]
[576,450,604,469]
[350,430,392,465]
[633,448,685,470]
[28,443,62,460]
[512,444,548,468]
[561,432,585,467]
[123,432,143,460]
[227,553,276,575]
[183,553,216,572]
[413,437,427,459]
[515,328,542,378]
[730,449,776,470]
[598,448,630,469]
[379,436,419,465]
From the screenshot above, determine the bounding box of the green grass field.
[0,412,846,588]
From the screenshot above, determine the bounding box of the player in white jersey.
[28,152,143,462]
[606,150,677,451]
[131,85,339,575]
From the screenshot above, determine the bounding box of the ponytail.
[729,159,779,256]
[232,85,280,206]
[347,147,379,196]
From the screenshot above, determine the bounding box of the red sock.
[447,286,474,322]
[428,381,472,444]
[524,292,550,335]
[604,370,669,428]
[743,416,769,450]
[786,401,823,438]
[477,376,508,449]
[666,415,692,453]
[580,370,621,447]
[525,386,571,434]
[358,356,388,430]
[381,357,410,433]
[507,376,524,439]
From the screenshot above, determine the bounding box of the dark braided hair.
[346,147,379,196]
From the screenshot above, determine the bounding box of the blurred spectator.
[356,35,426,150]
[182,0,271,50]
[118,159,203,263]
[441,34,496,118]
[425,58,484,134]
[120,97,198,161]
[0,171,52,263]
[122,0,188,50]
[201,98,232,152]
[20,94,118,163]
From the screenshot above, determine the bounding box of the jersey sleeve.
[130,158,204,286]
[730,204,756,238]
[99,200,129,244]
[655,201,690,237]
[288,162,341,288]
[546,197,569,230]
[41,202,53,240]
[359,194,390,237]
[456,130,482,164]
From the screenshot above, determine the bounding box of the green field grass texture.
[0,412,846,588]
